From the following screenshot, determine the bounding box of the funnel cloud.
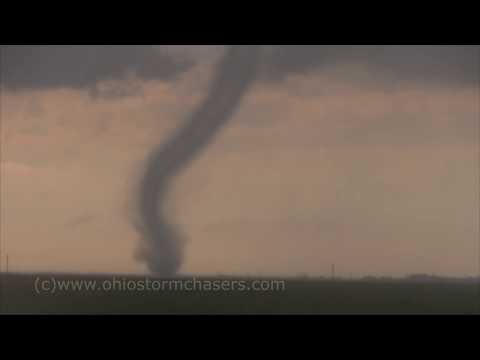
[137,46,261,275]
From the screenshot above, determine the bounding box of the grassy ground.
[0,273,478,314]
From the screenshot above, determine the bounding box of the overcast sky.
[1,45,478,277]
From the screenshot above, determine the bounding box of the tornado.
[137,46,261,276]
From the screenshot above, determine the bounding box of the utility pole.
[5,254,7,313]
[0,251,2,314]
[331,264,336,280]
[0,46,3,315]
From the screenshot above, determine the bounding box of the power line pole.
[0,251,3,314]
[0,46,3,315]
[5,254,8,313]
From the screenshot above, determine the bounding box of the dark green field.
[0,274,478,314]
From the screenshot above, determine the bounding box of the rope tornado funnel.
[137,46,261,276]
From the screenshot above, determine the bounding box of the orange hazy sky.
[1,45,478,277]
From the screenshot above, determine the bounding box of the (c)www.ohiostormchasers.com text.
[33,276,286,294]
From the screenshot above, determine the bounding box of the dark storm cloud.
[262,45,479,86]
[0,45,193,91]
[3,45,477,93]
